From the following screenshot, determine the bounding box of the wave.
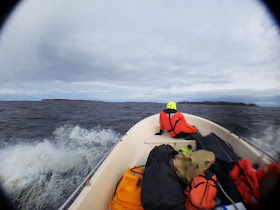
[0,125,121,209]
[245,125,280,161]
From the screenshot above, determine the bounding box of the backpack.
[110,167,144,210]
[141,144,184,210]
[184,170,217,210]
[229,159,262,206]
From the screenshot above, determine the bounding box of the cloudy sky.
[0,0,280,106]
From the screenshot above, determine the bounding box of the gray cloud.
[0,0,280,106]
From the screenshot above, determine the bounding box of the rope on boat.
[217,181,239,210]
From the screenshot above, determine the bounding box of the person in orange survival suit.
[155,101,199,139]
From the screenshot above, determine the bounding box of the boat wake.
[0,125,121,209]
[245,125,280,162]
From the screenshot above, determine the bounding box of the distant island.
[42,99,104,102]
[42,99,257,106]
[177,101,257,106]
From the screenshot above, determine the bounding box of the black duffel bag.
[141,144,184,210]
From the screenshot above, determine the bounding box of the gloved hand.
[155,130,163,135]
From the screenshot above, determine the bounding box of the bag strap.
[113,177,123,196]
[167,113,180,135]
[130,165,145,175]
[203,171,217,185]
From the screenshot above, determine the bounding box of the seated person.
[155,101,198,139]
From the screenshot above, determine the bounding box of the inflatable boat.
[59,113,275,210]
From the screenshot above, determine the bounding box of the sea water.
[0,101,279,209]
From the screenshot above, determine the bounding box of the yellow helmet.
[166,101,176,110]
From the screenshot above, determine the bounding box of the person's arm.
[178,112,187,124]
[179,112,198,133]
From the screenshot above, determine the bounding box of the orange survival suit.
[159,109,198,138]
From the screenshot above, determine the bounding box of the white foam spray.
[246,125,280,161]
[0,125,121,209]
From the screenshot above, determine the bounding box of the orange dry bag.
[184,171,217,210]
[110,167,144,210]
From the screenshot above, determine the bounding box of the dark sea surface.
[0,101,279,209]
